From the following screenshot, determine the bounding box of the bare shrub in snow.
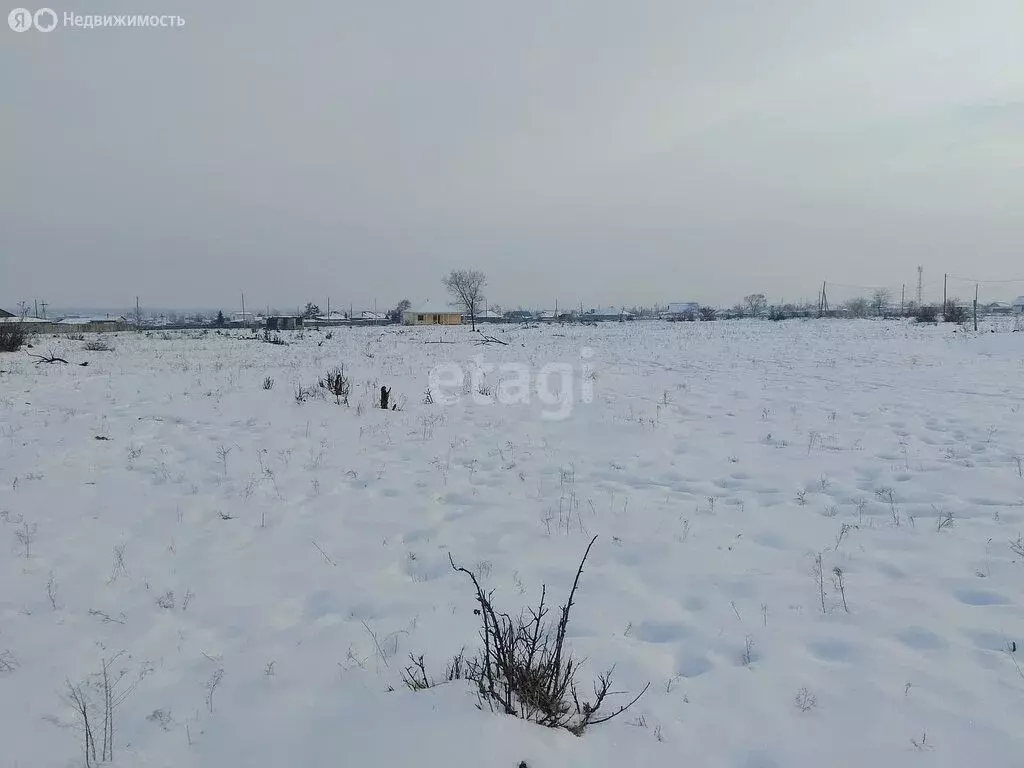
[217,445,232,476]
[741,635,755,666]
[146,709,173,731]
[834,522,857,550]
[262,376,274,390]
[108,544,128,583]
[935,509,955,532]
[319,366,351,405]
[401,649,469,691]
[794,687,817,712]
[205,669,225,713]
[813,553,827,614]
[15,520,37,557]
[0,322,28,353]
[411,536,649,736]
[59,654,135,768]
[910,731,932,751]
[83,339,114,352]
[875,487,900,527]
[944,302,967,324]
[1010,535,1024,559]
[831,567,849,613]
[47,571,58,610]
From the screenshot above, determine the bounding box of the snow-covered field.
[2,320,1022,767]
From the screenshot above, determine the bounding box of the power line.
[826,281,904,291]
[947,274,1024,284]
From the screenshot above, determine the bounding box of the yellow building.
[402,303,462,326]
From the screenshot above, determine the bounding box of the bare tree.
[443,269,487,331]
[871,288,891,317]
[388,299,411,323]
[845,296,870,318]
[128,302,144,329]
[743,294,767,317]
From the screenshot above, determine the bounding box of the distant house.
[307,311,349,327]
[58,316,129,332]
[583,307,633,322]
[265,315,303,331]
[504,310,534,322]
[468,309,505,324]
[230,311,258,326]
[534,310,571,322]
[0,316,66,333]
[402,302,462,326]
[666,302,700,320]
[1013,296,1024,314]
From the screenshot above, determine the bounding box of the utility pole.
[40,300,48,319]
[136,296,141,331]
[917,266,923,305]
[241,291,246,325]
[943,273,948,318]
[974,284,978,332]
[901,284,905,316]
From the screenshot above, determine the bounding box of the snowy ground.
[1,320,1022,767]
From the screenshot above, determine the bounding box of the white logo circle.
[34,7,57,32]
[8,8,33,31]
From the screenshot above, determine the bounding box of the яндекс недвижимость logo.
[8,8,57,32]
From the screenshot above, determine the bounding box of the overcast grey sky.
[2,1,1022,312]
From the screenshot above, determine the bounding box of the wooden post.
[241,292,246,327]
[943,273,948,319]
[901,283,905,316]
